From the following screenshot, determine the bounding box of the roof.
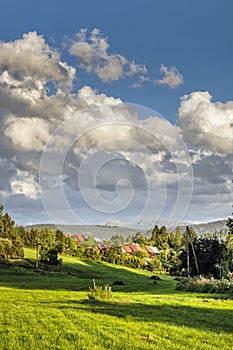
[76,234,84,243]
[95,244,108,251]
[129,244,141,252]
[144,246,154,254]
[150,246,160,254]
[122,245,133,254]
[142,246,149,254]
[94,237,103,243]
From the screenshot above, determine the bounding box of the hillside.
[1,251,233,350]
[25,219,228,240]
[25,223,148,240]
[184,219,228,235]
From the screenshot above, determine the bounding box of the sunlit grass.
[0,249,233,350]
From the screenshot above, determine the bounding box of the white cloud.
[0,31,75,87]
[4,115,50,151]
[94,56,124,82]
[69,28,148,82]
[0,30,231,225]
[127,61,148,77]
[156,64,183,88]
[130,75,150,88]
[178,91,233,154]
[10,171,40,200]
[0,31,76,126]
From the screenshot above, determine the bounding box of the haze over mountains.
[26,219,228,241]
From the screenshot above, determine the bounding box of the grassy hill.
[0,250,233,350]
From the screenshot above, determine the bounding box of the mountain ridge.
[25,219,228,240]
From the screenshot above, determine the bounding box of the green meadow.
[0,249,233,350]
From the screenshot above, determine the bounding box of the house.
[129,244,142,253]
[150,246,159,255]
[95,244,109,252]
[75,234,84,244]
[65,233,75,240]
[144,245,159,259]
[122,244,159,259]
[122,245,133,255]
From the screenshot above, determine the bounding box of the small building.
[144,245,159,259]
[75,234,84,244]
[95,244,109,252]
[122,245,133,255]
[129,244,142,253]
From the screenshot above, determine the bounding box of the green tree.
[134,234,148,246]
[149,225,160,245]
[87,235,95,246]
[38,228,62,265]
[180,237,227,277]
[169,227,183,251]
[226,232,233,272]
[0,205,24,259]
[110,234,125,246]
[126,234,133,243]
[0,238,12,259]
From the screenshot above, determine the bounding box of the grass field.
[0,249,233,350]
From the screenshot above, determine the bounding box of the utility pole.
[190,239,199,276]
[186,226,190,278]
[36,240,39,269]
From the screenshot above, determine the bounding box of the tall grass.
[0,249,232,350]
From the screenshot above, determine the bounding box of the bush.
[40,247,62,266]
[176,277,232,294]
[88,284,112,301]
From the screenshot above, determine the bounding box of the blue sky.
[1,0,232,120]
[0,0,232,227]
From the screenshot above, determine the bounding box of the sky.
[0,0,232,228]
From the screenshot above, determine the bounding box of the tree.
[227,219,233,235]
[180,236,227,278]
[0,206,15,239]
[149,225,160,245]
[0,205,24,259]
[87,235,95,246]
[110,234,125,246]
[38,228,62,265]
[169,227,182,251]
[0,238,12,259]
[226,180,233,271]
[226,231,233,272]
[134,234,148,246]
[126,234,133,243]
[55,229,66,252]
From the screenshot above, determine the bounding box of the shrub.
[176,276,232,294]
[40,247,62,266]
[88,284,112,301]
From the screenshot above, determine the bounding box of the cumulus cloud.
[69,28,147,82]
[4,115,50,151]
[0,31,76,127]
[0,31,75,86]
[156,64,183,88]
[10,171,40,200]
[0,32,75,95]
[0,30,231,225]
[178,91,233,154]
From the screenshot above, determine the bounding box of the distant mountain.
[26,219,228,240]
[102,217,186,230]
[180,219,228,236]
[25,223,146,240]
[103,219,127,227]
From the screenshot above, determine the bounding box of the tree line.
[0,204,233,278]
